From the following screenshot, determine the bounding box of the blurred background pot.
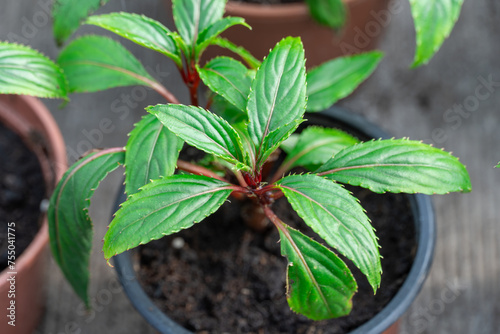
[0,95,67,334]
[202,0,391,67]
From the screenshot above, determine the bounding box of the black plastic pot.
[113,107,435,334]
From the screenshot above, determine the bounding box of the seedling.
[0,0,470,323]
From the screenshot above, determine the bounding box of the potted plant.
[0,42,68,334]
[51,0,465,68]
[45,0,471,332]
[216,0,465,67]
[210,0,391,66]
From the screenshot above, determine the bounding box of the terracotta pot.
[204,0,391,67]
[113,107,435,334]
[0,95,67,334]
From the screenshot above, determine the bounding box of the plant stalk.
[177,159,230,183]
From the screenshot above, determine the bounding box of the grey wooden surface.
[1,0,499,333]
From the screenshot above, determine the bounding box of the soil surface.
[137,114,418,333]
[0,122,46,272]
[138,188,415,334]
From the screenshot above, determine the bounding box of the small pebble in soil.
[172,237,185,249]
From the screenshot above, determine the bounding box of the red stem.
[263,206,285,231]
[176,159,228,182]
[234,170,249,188]
[150,82,181,104]
[188,61,200,106]
[253,185,284,202]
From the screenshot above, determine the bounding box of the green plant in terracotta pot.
[0,42,68,334]
[45,0,471,329]
[51,0,465,67]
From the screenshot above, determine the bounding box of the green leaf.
[258,120,304,168]
[305,0,346,29]
[247,37,307,166]
[316,139,472,194]
[125,114,183,195]
[199,57,252,112]
[409,0,464,67]
[195,17,250,59]
[53,0,110,45]
[280,134,299,153]
[103,175,233,260]
[281,126,359,172]
[0,42,68,99]
[277,223,357,320]
[173,0,226,47]
[277,174,381,292]
[306,52,383,112]
[147,104,250,169]
[58,35,157,93]
[211,94,248,126]
[85,12,182,68]
[48,148,125,307]
[211,37,261,69]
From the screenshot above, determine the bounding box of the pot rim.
[113,106,435,334]
[0,95,67,282]
[225,0,369,22]
[226,0,364,16]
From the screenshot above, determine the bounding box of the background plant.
[0,42,67,99]
[52,0,465,66]
[24,0,473,322]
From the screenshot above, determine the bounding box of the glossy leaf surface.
[0,42,68,98]
[307,52,383,112]
[173,0,226,47]
[86,12,182,67]
[247,37,307,166]
[198,56,252,112]
[317,139,472,194]
[278,223,357,320]
[103,175,233,260]
[211,37,261,69]
[48,149,124,307]
[53,0,110,45]
[258,120,304,168]
[277,174,381,292]
[281,126,359,172]
[211,94,248,126]
[125,114,183,195]
[58,36,156,93]
[148,104,249,169]
[409,0,464,66]
[195,17,250,58]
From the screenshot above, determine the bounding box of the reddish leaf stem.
[148,81,181,104]
[234,170,249,188]
[177,159,230,184]
[263,205,285,231]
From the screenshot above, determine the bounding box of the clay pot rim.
[0,95,67,281]
[226,0,362,21]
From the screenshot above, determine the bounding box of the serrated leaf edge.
[0,41,69,99]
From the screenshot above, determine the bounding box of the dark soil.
[0,122,46,272]
[136,113,418,333]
